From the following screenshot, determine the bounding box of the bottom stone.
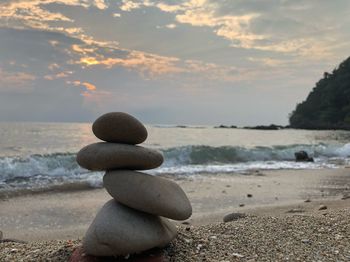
[83,200,177,257]
[69,246,167,262]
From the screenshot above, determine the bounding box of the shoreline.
[1,168,349,261]
[1,166,349,200]
[1,168,349,241]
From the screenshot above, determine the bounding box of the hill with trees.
[289,56,350,130]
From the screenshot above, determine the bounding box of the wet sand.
[0,168,349,241]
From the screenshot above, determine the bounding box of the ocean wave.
[161,143,350,165]
[0,143,349,195]
[152,161,338,175]
[0,153,103,195]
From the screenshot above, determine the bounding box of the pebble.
[76,142,163,171]
[223,213,247,223]
[286,208,304,213]
[341,194,350,200]
[2,208,350,262]
[319,205,328,210]
[83,200,177,256]
[103,171,192,220]
[92,112,147,144]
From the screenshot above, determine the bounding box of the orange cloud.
[68,80,97,91]
[72,44,96,54]
[117,0,334,59]
[79,50,184,76]
[81,82,96,91]
[44,71,73,80]
[0,0,108,40]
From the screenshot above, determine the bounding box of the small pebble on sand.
[319,205,328,210]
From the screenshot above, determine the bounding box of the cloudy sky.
[0,0,349,125]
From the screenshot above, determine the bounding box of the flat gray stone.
[92,112,147,144]
[83,200,177,256]
[76,142,163,171]
[104,171,192,220]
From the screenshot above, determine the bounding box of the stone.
[319,204,327,210]
[294,151,314,162]
[92,112,147,144]
[83,200,177,257]
[223,213,246,222]
[70,246,167,262]
[77,143,163,171]
[103,171,192,220]
[286,208,304,213]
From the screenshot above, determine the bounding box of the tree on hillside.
[289,57,350,129]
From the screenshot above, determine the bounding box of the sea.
[1,122,350,196]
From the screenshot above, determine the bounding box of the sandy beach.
[1,168,349,260]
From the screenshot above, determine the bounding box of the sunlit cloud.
[68,80,97,91]
[0,0,107,38]
[248,57,285,67]
[116,0,344,59]
[165,23,177,29]
[0,67,36,92]
[44,71,73,80]
[79,50,183,76]
[119,0,143,11]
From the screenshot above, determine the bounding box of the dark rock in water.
[294,151,314,162]
[247,194,253,198]
[223,213,247,222]
[243,124,284,130]
[92,112,147,144]
[214,125,237,129]
[77,142,163,171]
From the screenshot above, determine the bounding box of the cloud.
[44,70,73,80]
[165,23,177,29]
[119,0,143,11]
[0,0,108,38]
[78,50,184,76]
[116,0,349,60]
[248,57,284,67]
[0,68,36,92]
[68,80,97,91]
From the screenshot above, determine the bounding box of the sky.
[0,0,349,125]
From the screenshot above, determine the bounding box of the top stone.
[92,112,147,144]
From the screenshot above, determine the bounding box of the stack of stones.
[76,112,192,257]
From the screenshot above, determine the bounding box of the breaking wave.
[1,143,350,195]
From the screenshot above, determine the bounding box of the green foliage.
[289,57,350,129]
